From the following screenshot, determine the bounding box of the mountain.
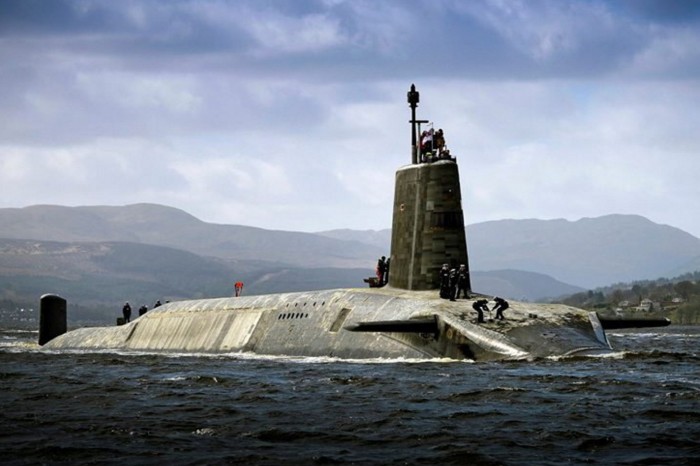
[2,205,700,306]
[0,204,385,268]
[667,255,700,278]
[320,216,700,289]
[467,215,700,288]
[470,269,584,302]
[0,238,372,316]
[0,237,577,328]
[0,239,244,306]
[316,229,392,249]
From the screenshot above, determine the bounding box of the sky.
[1,0,699,237]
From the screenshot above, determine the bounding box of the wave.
[23,345,471,365]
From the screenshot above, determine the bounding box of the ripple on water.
[2,327,700,465]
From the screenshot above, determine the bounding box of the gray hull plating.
[44,287,611,361]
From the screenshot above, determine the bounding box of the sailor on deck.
[472,299,489,323]
[455,264,469,299]
[439,264,451,299]
[122,302,132,323]
[493,297,509,320]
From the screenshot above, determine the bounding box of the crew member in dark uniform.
[493,297,509,320]
[138,304,148,316]
[438,263,451,299]
[455,264,470,299]
[472,299,489,323]
[449,268,458,301]
[376,256,387,286]
[122,302,132,323]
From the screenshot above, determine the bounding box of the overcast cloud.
[1,0,699,237]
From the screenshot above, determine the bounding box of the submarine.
[40,85,669,361]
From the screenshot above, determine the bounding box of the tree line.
[555,271,700,324]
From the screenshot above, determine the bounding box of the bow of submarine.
[343,288,613,361]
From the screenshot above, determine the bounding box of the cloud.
[235,9,346,55]
[76,72,202,113]
[0,0,699,237]
[627,27,700,78]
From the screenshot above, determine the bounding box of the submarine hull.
[44,287,612,361]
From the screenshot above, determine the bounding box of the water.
[2,327,699,465]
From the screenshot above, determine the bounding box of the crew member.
[493,297,509,320]
[449,268,458,301]
[122,302,132,323]
[435,128,445,155]
[376,256,387,286]
[234,281,244,297]
[455,264,470,299]
[138,304,148,316]
[472,299,489,323]
[439,263,451,299]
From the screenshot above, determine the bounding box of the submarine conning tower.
[388,84,470,291]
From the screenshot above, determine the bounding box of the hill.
[0,238,373,324]
[0,236,576,316]
[470,269,584,301]
[2,204,700,322]
[556,271,700,325]
[321,216,700,289]
[467,215,700,288]
[0,204,385,268]
[317,229,392,249]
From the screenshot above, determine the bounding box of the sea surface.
[1,326,699,465]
